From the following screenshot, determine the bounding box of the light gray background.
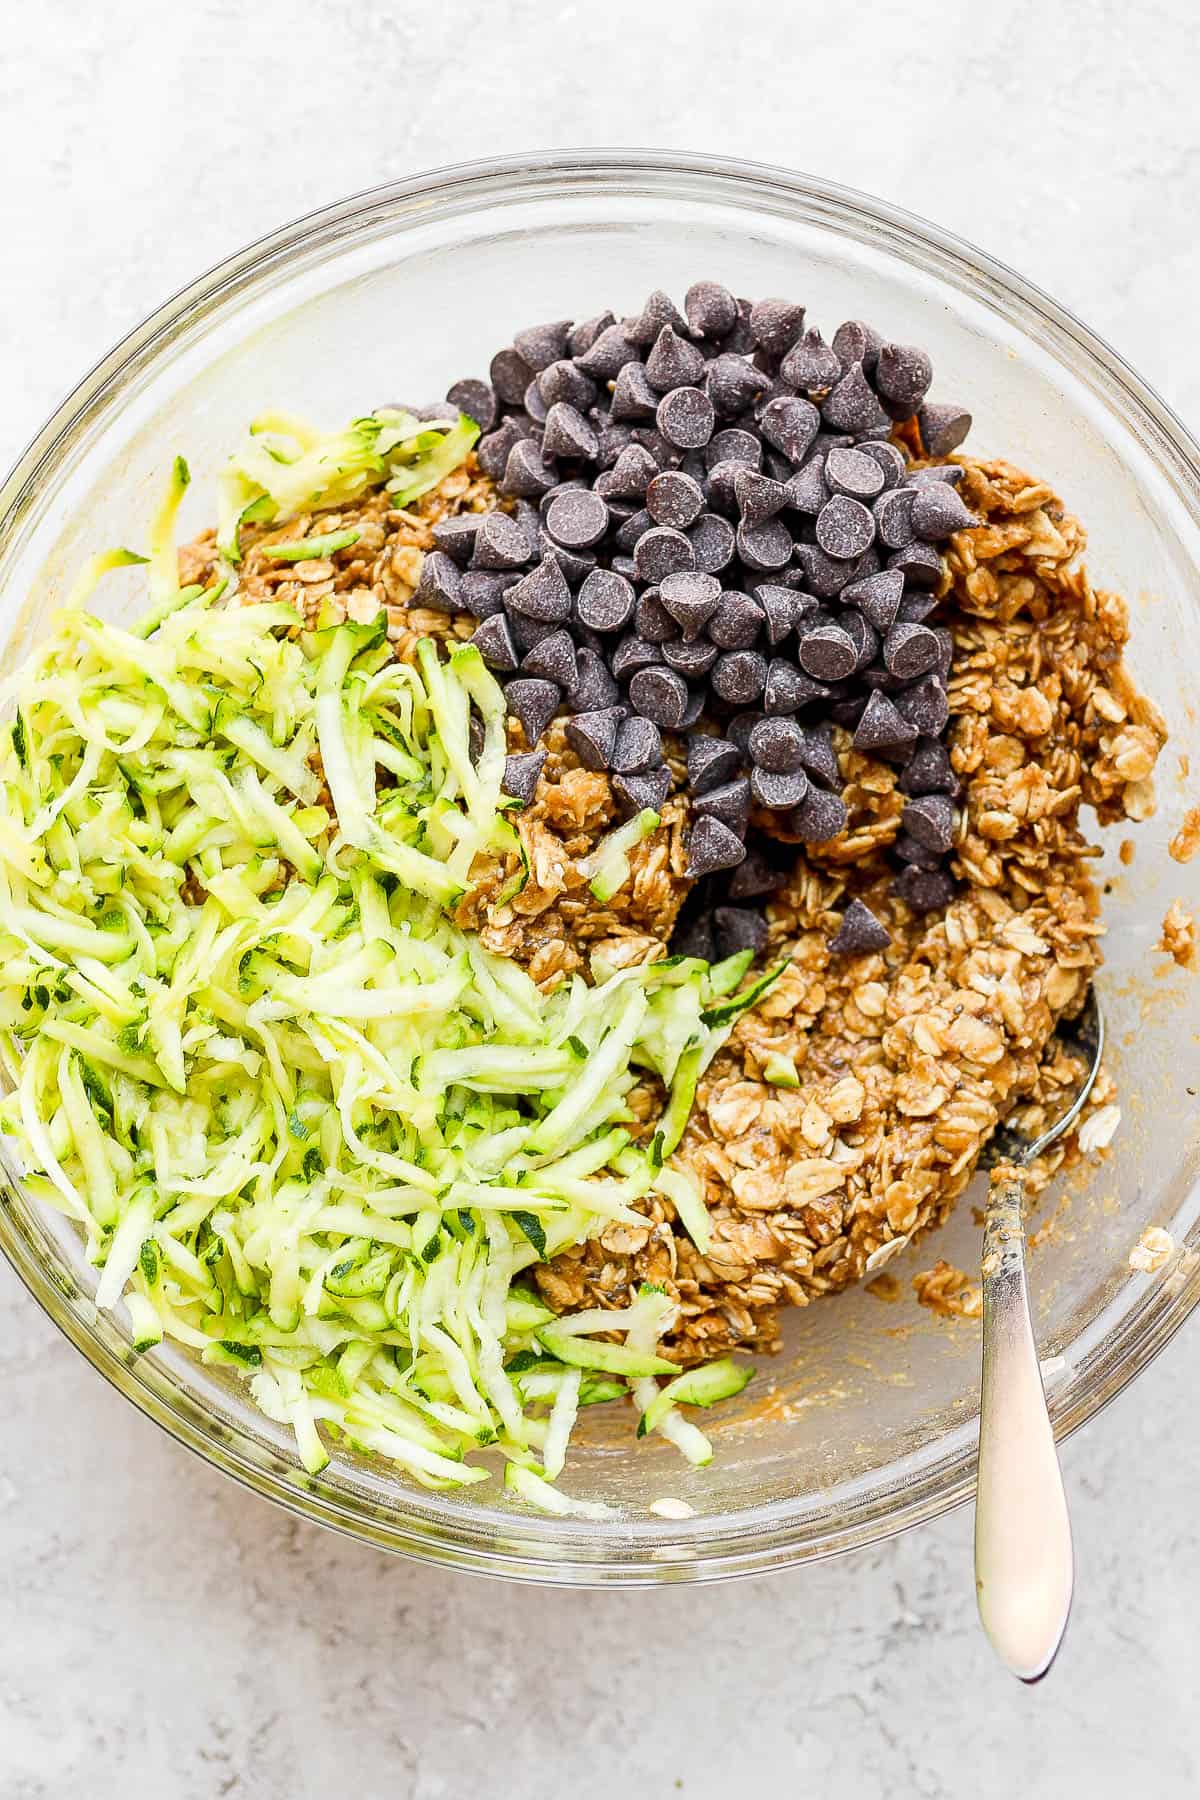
[2,2,1198,1794]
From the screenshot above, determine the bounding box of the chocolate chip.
[659,569,722,639]
[662,638,718,677]
[505,678,560,746]
[874,486,916,550]
[567,647,620,713]
[686,815,746,877]
[840,609,879,672]
[711,650,768,706]
[656,386,716,450]
[874,342,933,413]
[749,297,806,360]
[754,584,803,646]
[431,514,484,565]
[705,428,762,471]
[506,553,572,621]
[737,517,794,573]
[470,612,518,672]
[490,347,535,406]
[892,865,955,912]
[728,850,785,898]
[798,625,857,681]
[646,469,705,530]
[537,360,597,411]
[725,711,764,754]
[610,555,638,580]
[545,488,609,549]
[575,325,640,380]
[932,626,953,684]
[613,715,663,774]
[799,724,841,788]
[895,830,944,871]
[917,402,972,457]
[815,494,876,560]
[509,612,559,654]
[595,420,637,469]
[791,542,858,599]
[674,909,716,960]
[502,749,546,805]
[635,526,696,584]
[706,354,771,418]
[541,402,600,462]
[500,439,558,500]
[829,898,891,955]
[538,534,594,587]
[895,676,950,737]
[749,715,805,772]
[611,633,663,680]
[512,320,571,373]
[629,666,689,729]
[788,784,848,844]
[414,549,463,612]
[909,483,979,540]
[522,629,577,689]
[634,590,677,642]
[605,443,660,500]
[445,378,498,434]
[902,794,956,853]
[883,621,941,680]
[614,508,652,554]
[910,464,966,486]
[897,592,938,625]
[822,362,890,435]
[476,417,530,480]
[610,360,660,422]
[460,571,515,618]
[523,380,550,425]
[757,394,821,465]
[624,289,691,347]
[679,687,706,729]
[831,319,884,375]
[645,325,705,394]
[576,569,635,634]
[853,689,918,753]
[687,733,742,795]
[568,312,616,358]
[780,330,842,395]
[764,659,829,714]
[695,777,752,835]
[713,906,769,958]
[750,765,809,810]
[784,458,829,516]
[613,766,672,817]
[859,439,907,489]
[687,512,736,574]
[733,468,790,524]
[684,281,739,340]
[824,447,886,501]
[703,459,744,517]
[564,708,622,771]
[888,541,943,586]
[842,567,904,633]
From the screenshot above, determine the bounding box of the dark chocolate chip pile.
[436,285,975,927]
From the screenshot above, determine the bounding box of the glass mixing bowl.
[3,150,1199,1584]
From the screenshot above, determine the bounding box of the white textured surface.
[2,3,1199,1794]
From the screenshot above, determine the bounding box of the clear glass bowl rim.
[3,146,1200,1586]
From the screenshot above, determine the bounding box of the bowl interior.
[3,157,1200,1579]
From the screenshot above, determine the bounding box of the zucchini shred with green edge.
[0,421,772,1510]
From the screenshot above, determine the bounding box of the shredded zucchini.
[0,472,767,1501]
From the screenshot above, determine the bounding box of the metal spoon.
[974,987,1104,1683]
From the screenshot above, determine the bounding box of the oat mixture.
[181,442,1166,1366]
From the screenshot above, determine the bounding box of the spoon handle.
[975,1173,1074,1682]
